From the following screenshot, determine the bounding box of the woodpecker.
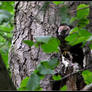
[56,24,84,68]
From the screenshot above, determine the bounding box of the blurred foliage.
[0,1,14,68]
[60,85,67,91]
[52,74,62,81]
[53,1,64,5]
[18,77,29,91]
[65,4,91,46]
[53,1,71,24]
[82,70,92,85]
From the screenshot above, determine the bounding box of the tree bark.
[9,1,61,90]
[9,1,92,91]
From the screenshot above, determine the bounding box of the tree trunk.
[9,1,91,91]
[9,1,61,90]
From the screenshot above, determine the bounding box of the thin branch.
[81,83,92,91]
[70,6,90,14]
[50,64,92,82]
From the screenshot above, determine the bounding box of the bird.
[51,24,85,90]
[56,23,84,68]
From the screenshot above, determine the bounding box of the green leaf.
[27,73,40,91]
[70,17,77,23]
[82,70,92,85]
[0,25,13,32]
[60,85,67,91]
[53,1,64,5]
[89,43,92,49]
[79,29,92,37]
[36,58,58,75]
[65,32,79,42]
[41,37,60,53]
[0,2,14,14]
[39,66,54,75]
[23,40,34,47]
[77,4,89,19]
[70,36,86,46]
[34,69,45,80]
[18,77,29,91]
[52,75,62,81]
[70,27,79,34]
[77,18,89,28]
[66,29,92,46]
[48,58,59,69]
[37,61,54,75]
[35,36,52,44]
[0,1,14,73]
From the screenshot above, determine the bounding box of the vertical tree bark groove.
[9,1,92,90]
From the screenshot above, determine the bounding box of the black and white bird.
[56,24,84,68]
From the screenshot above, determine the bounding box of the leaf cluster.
[0,1,14,68]
[19,2,92,91]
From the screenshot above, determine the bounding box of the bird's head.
[57,24,73,38]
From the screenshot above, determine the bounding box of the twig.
[70,6,90,13]
[81,83,92,91]
[50,64,92,82]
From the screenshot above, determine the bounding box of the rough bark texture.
[9,1,92,91]
[66,66,77,91]
[9,1,61,90]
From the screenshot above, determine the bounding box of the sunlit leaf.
[70,27,79,34]
[79,29,92,37]
[66,28,92,46]
[65,32,79,42]
[77,4,89,19]
[18,77,29,91]
[52,75,62,81]
[0,1,14,14]
[82,70,92,85]
[53,1,64,5]
[23,40,34,47]
[41,37,60,53]
[60,85,67,91]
